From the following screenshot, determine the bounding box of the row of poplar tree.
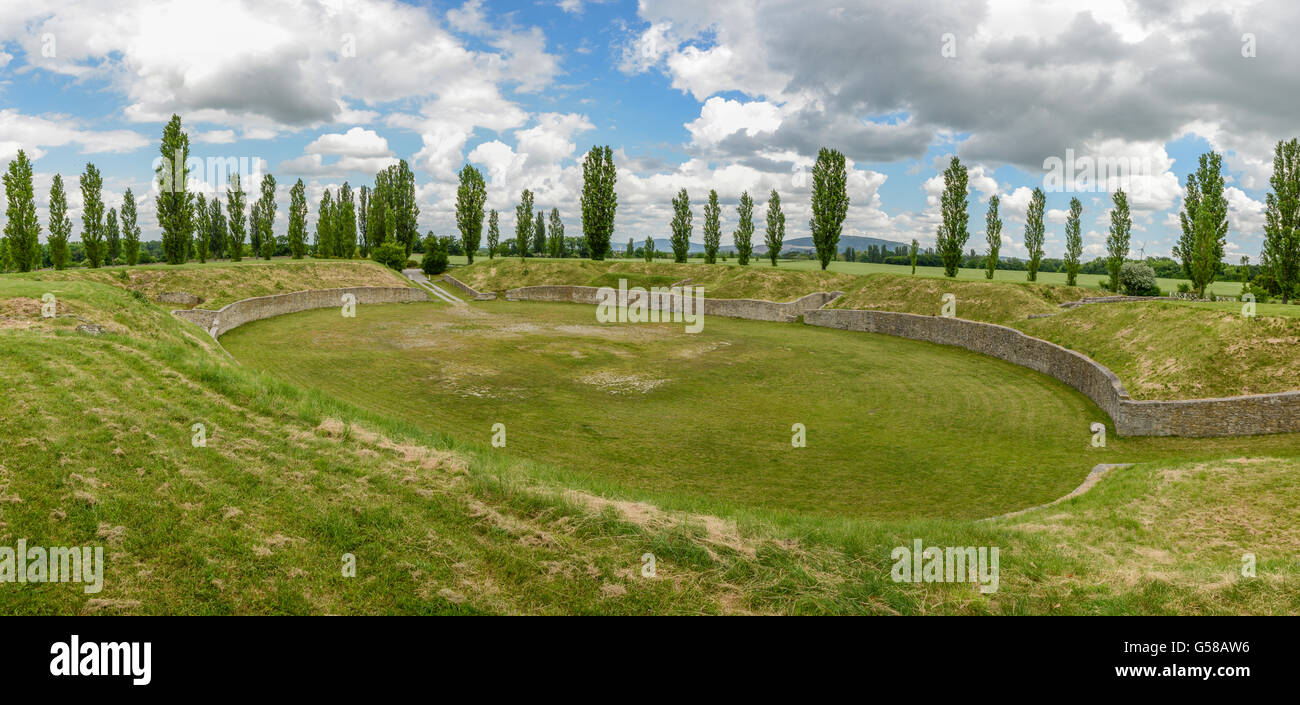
[927,148,1300,299]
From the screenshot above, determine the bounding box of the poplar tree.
[1024,187,1045,281]
[487,209,499,259]
[47,173,72,270]
[1064,197,1083,286]
[702,189,721,264]
[337,182,356,257]
[80,163,105,268]
[207,196,225,260]
[765,190,784,267]
[580,145,617,260]
[1262,139,1300,303]
[121,188,141,265]
[189,196,207,263]
[156,115,192,265]
[515,189,534,261]
[226,173,247,261]
[643,236,655,262]
[734,191,754,265]
[1107,189,1132,292]
[2,150,40,272]
[288,179,308,258]
[984,194,1001,280]
[548,208,565,258]
[810,147,849,270]
[357,186,370,256]
[533,211,546,256]
[670,188,692,263]
[455,165,486,263]
[316,190,335,257]
[935,156,968,277]
[256,173,277,259]
[910,239,919,274]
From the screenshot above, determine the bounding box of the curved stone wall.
[803,308,1300,438]
[503,284,841,323]
[173,286,429,338]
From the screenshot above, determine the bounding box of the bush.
[421,235,449,276]
[1120,262,1159,296]
[370,239,408,271]
[1243,283,1271,304]
[1176,282,1192,294]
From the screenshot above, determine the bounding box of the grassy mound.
[829,273,1091,325]
[11,259,412,309]
[452,259,859,301]
[1016,301,1300,399]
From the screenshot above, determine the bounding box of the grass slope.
[452,258,860,301]
[12,258,412,309]
[829,273,1090,325]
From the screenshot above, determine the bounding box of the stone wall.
[173,286,429,338]
[441,274,496,300]
[803,308,1300,437]
[503,285,842,323]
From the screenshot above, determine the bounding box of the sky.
[1,0,1296,261]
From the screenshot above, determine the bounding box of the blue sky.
[2,0,1296,261]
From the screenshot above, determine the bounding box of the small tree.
[625,238,634,258]
[105,204,122,265]
[580,145,617,260]
[702,189,721,264]
[288,179,307,258]
[515,189,534,261]
[315,190,334,257]
[1024,187,1045,281]
[1107,189,1132,292]
[984,194,1001,280]
[670,188,692,263]
[643,236,655,262]
[765,190,784,267]
[486,209,499,259]
[121,188,141,266]
[3,150,40,272]
[187,198,206,264]
[1064,197,1083,286]
[910,238,919,274]
[1240,255,1251,295]
[208,196,225,261]
[734,191,754,265]
[421,233,449,275]
[455,165,486,264]
[48,173,72,270]
[810,147,848,270]
[80,163,105,268]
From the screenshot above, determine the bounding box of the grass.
[4,261,1300,614]
[450,258,861,301]
[450,255,1252,298]
[828,273,1091,325]
[11,258,412,309]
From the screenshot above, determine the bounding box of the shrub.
[421,235,449,276]
[1244,283,1271,304]
[1119,261,1159,296]
[371,238,407,271]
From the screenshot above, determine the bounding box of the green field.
[222,299,1300,523]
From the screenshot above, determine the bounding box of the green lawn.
[221,299,1300,523]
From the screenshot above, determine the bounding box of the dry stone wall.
[173,286,428,338]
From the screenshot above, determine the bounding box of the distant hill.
[776,235,910,252]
